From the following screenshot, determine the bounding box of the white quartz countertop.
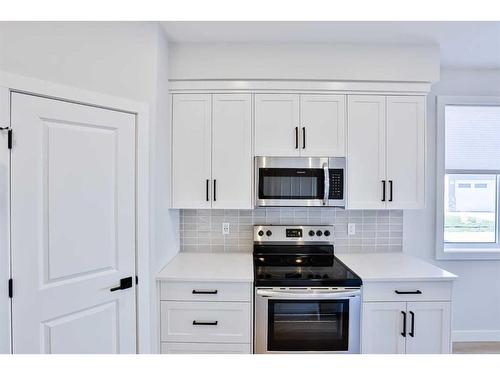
[156,252,254,283]
[336,253,458,282]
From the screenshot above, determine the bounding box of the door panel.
[255,94,299,156]
[347,95,386,209]
[405,301,451,354]
[362,302,406,354]
[212,94,252,209]
[300,94,346,157]
[172,94,211,208]
[386,96,425,209]
[11,93,136,353]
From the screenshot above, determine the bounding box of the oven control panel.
[254,225,334,243]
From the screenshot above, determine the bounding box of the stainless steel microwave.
[255,156,346,207]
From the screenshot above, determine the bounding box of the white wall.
[169,43,440,82]
[0,21,179,353]
[404,68,500,341]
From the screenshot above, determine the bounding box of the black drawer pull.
[395,290,422,295]
[192,289,218,295]
[193,320,218,326]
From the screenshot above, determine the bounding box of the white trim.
[0,71,151,353]
[435,95,500,261]
[169,79,431,94]
[453,330,500,342]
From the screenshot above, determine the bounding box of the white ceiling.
[161,21,500,69]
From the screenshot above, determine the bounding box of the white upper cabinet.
[172,94,211,209]
[347,94,425,209]
[347,95,387,209]
[254,94,300,156]
[212,94,252,209]
[386,96,426,209]
[172,93,253,209]
[300,95,346,157]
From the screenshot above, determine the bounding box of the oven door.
[255,288,360,354]
[255,157,330,207]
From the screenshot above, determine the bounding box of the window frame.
[436,95,500,260]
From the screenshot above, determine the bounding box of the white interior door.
[347,95,387,209]
[362,302,407,354]
[10,93,136,354]
[254,94,299,156]
[405,301,451,354]
[212,94,252,209]
[300,94,346,157]
[386,96,426,209]
[171,94,212,208]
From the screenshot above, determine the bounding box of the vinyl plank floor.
[453,342,500,354]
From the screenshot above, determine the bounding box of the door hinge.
[8,278,12,298]
[0,127,12,149]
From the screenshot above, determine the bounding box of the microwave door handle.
[323,163,329,206]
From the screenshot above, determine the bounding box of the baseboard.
[453,330,500,342]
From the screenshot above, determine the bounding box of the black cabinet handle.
[213,179,217,201]
[401,311,407,337]
[192,289,218,295]
[295,127,299,149]
[382,180,386,202]
[206,179,209,202]
[395,290,422,295]
[110,276,133,292]
[302,127,306,149]
[389,180,393,202]
[409,311,415,337]
[193,320,218,326]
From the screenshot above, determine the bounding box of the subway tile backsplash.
[180,208,403,254]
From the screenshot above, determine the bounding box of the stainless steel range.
[253,225,362,354]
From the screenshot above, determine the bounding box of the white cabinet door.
[300,94,346,157]
[347,95,387,209]
[212,94,252,209]
[11,93,136,353]
[386,96,426,209]
[362,302,406,354]
[405,302,451,354]
[172,94,212,209]
[254,94,300,156]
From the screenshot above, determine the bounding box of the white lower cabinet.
[159,281,253,354]
[361,281,452,354]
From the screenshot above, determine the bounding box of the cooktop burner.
[253,225,362,287]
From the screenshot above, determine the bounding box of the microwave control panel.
[328,169,344,200]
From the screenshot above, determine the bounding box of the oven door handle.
[323,163,330,206]
[256,289,360,299]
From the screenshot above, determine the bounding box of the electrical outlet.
[222,222,230,235]
[348,223,356,236]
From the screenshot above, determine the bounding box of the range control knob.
[266,230,272,237]
[308,230,315,236]
[258,230,264,237]
[324,230,331,237]
[316,230,323,237]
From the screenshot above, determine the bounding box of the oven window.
[259,168,324,199]
[268,299,349,352]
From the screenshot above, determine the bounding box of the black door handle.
[193,320,218,326]
[110,276,133,292]
[302,127,306,149]
[213,179,217,201]
[389,180,393,202]
[295,127,299,149]
[401,311,407,337]
[206,179,209,202]
[395,290,422,295]
[409,311,415,337]
[382,180,386,202]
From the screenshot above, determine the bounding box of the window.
[437,96,500,260]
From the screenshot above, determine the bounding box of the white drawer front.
[161,342,251,354]
[363,281,453,302]
[161,301,251,343]
[160,281,252,302]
